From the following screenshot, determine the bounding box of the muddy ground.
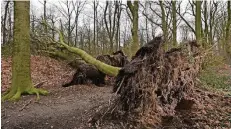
[1,56,231,129]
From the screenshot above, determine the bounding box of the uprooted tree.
[52,29,204,127]
[2,1,48,101]
[57,31,121,77]
[89,37,204,127]
[35,20,206,127]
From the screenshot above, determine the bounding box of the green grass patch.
[199,68,231,93]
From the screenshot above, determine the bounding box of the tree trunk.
[160,1,167,41]
[2,1,48,101]
[195,1,202,44]
[3,1,10,45]
[172,1,177,47]
[94,1,96,54]
[225,1,231,62]
[127,1,139,56]
[8,6,13,43]
[59,31,120,76]
[226,1,231,42]
[43,0,48,33]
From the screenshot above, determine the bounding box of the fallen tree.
[90,37,204,128]
[57,31,121,76]
[62,50,129,87]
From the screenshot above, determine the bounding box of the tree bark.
[195,1,202,44]
[203,1,208,45]
[159,1,167,41]
[127,1,139,56]
[226,1,231,42]
[172,1,177,47]
[43,0,48,33]
[2,1,48,101]
[2,1,10,45]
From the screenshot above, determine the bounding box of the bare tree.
[104,1,119,52]
[56,0,75,45]
[172,1,177,47]
[72,1,86,46]
[127,1,139,55]
[115,1,122,51]
[2,1,10,45]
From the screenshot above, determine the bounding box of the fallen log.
[63,50,129,87]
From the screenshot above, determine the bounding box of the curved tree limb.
[58,31,121,76]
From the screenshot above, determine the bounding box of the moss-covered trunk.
[195,1,202,44]
[127,1,139,56]
[2,1,48,101]
[59,32,121,76]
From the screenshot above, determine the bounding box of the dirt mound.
[1,55,74,92]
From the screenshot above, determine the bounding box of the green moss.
[59,31,121,77]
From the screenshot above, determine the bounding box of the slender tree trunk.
[160,1,167,41]
[172,1,177,47]
[226,1,231,42]
[8,4,13,43]
[3,1,10,45]
[208,1,213,44]
[51,17,55,39]
[203,1,209,47]
[195,1,202,44]
[93,1,96,54]
[145,2,149,43]
[127,1,139,56]
[75,16,78,47]
[115,1,121,51]
[225,1,231,61]
[3,1,48,101]
[43,0,48,33]
[31,15,35,33]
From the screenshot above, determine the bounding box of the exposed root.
[25,88,49,100]
[2,87,48,102]
[92,37,203,128]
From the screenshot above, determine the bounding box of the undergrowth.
[199,53,231,94]
[199,69,230,91]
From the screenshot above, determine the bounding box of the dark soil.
[1,85,114,129]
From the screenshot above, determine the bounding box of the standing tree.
[72,1,86,47]
[104,1,118,52]
[226,1,231,42]
[195,1,202,44]
[159,1,168,42]
[127,1,139,56]
[2,1,48,101]
[43,0,48,33]
[172,1,177,47]
[2,1,10,45]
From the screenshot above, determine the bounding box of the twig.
[19,99,32,111]
[35,81,47,88]
[115,76,125,94]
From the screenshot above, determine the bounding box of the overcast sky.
[1,0,193,42]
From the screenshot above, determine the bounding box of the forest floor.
[1,56,231,129]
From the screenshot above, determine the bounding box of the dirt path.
[2,85,113,129]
